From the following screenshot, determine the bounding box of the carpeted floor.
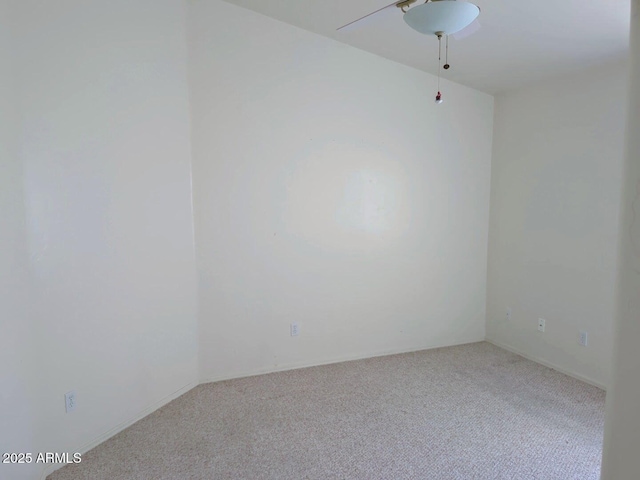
[48,342,606,480]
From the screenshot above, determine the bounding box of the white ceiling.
[221,0,630,94]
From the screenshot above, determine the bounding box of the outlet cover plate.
[290,323,300,337]
[65,391,77,413]
[579,331,588,347]
[538,318,546,333]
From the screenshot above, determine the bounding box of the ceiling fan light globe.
[404,0,480,36]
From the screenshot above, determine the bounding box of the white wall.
[0,2,41,480]
[8,1,199,477]
[602,0,640,477]
[486,62,628,388]
[188,0,495,382]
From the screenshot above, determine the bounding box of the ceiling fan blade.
[452,19,481,40]
[336,1,401,32]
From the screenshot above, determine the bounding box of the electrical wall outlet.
[65,391,77,413]
[290,323,300,337]
[506,308,512,321]
[579,331,588,347]
[538,318,546,333]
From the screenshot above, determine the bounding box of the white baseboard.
[199,337,486,385]
[40,381,198,480]
[485,338,607,391]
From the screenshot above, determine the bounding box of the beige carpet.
[49,342,605,480]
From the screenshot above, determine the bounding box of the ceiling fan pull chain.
[438,33,441,90]
[444,34,450,70]
[436,33,443,104]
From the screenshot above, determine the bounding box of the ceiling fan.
[337,0,482,104]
